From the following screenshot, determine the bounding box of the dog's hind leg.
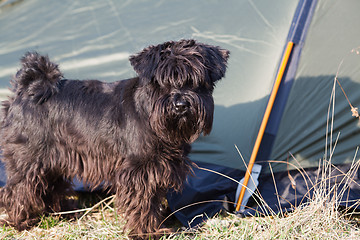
[0,168,48,230]
[0,161,67,230]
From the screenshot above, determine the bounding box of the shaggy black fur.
[0,39,229,239]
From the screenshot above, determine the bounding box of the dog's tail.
[12,52,62,104]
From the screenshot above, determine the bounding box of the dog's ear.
[129,44,162,81]
[202,45,230,84]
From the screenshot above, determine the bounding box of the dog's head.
[129,39,229,144]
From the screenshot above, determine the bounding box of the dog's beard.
[150,91,214,144]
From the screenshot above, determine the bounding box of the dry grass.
[1,156,360,240]
[1,199,359,239]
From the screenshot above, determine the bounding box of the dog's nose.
[175,100,190,112]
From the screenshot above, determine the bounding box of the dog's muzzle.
[174,99,190,114]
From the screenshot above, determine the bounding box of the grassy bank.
[1,203,359,239]
[1,168,360,240]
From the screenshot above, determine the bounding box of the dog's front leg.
[113,161,171,239]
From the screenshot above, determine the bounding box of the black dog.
[0,39,229,238]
